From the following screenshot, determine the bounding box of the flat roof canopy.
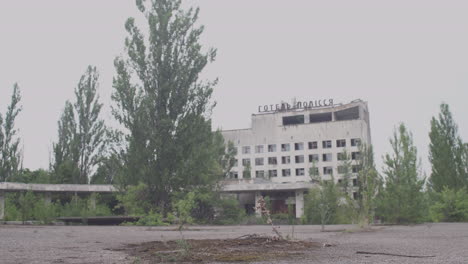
[0,182,117,193]
[220,181,316,193]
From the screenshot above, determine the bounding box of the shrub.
[135,211,168,226]
[116,183,152,216]
[429,187,468,222]
[214,198,245,225]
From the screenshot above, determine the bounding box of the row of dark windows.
[230,167,361,178]
[241,139,361,154]
[238,152,361,166]
[282,106,360,126]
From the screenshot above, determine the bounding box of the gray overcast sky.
[0,0,467,175]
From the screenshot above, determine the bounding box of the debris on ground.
[118,235,321,263]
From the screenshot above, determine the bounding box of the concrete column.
[0,191,5,220]
[295,190,304,218]
[89,193,96,210]
[44,192,52,205]
[254,191,262,217]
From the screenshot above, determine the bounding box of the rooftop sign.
[258,99,334,113]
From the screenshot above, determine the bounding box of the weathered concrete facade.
[220,99,371,218]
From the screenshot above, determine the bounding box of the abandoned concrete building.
[220,99,372,218]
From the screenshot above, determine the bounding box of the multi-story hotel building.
[220,99,371,218]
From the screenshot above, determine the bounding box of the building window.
[233,159,238,167]
[336,139,346,148]
[268,157,277,165]
[255,170,265,178]
[281,156,291,164]
[255,158,264,166]
[337,152,347,161]
[352,152,361,160]
[295,155,304,163]
[296,168,305,176]
[322,140,332,149]
[322,153,332,162]
[281,143,290,152]
[282,169,291,177]
[309,154,319,162]
[242,146,251,154]
[283,115,305,126]
[351,138,361,147]
[352,165,361,173]
[268,170,278,177]
[337,166,348,174]
[309,167,319,176]
[242,158,250,166]
[255,145,264,153]
[294,142,304,150]
[353,178,358,186]
[323,166,333,175]
[308,141,318,149]
[268,144,276,152]
[353,192,358,200]
[229,171,238,179]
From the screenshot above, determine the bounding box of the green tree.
[356,144,380,228]
[338,150,353,195]
[304,163,341,231]
[111,0,220,213]
[429,103,467,191]
[0,84,22,182]
[378,124,426,224]
[52,66,107,184]
[10,168,51,184]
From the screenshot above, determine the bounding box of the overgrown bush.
[116,183,153,216]
[135,211,168,226]
[34,199,58,224]
[429,187,468,222]
[214,198,245,225]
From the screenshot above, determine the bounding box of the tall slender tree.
[51,66,106,184]
[111,0,221,211]
[356,144,380,227]
[0,84,22,182]
[378,123,425,223]
[429,103,467,191]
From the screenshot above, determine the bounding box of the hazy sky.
[0,0,467,175]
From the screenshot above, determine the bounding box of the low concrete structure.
[0,182,118,220]
[221,179,315,217]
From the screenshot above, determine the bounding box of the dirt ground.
[1,223,468,263]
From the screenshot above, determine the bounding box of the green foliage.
[116,183,153,216]
[0,84,22,182]
[135,211,168,226]
[355,144,380,227]
[305,162,355,227]
[429,187,468,222]
[174,192,196,230]
[34,200,58,224]
[188,188,216,223]
[9,169,51,184]
[51,66,107,184]
[303,185,339,228]
[18,191,36,222]
[377,124,426,224]
[429,103,468,192]
[111,0,220,213]
[214,198,246,225]
[4,194,20,221]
